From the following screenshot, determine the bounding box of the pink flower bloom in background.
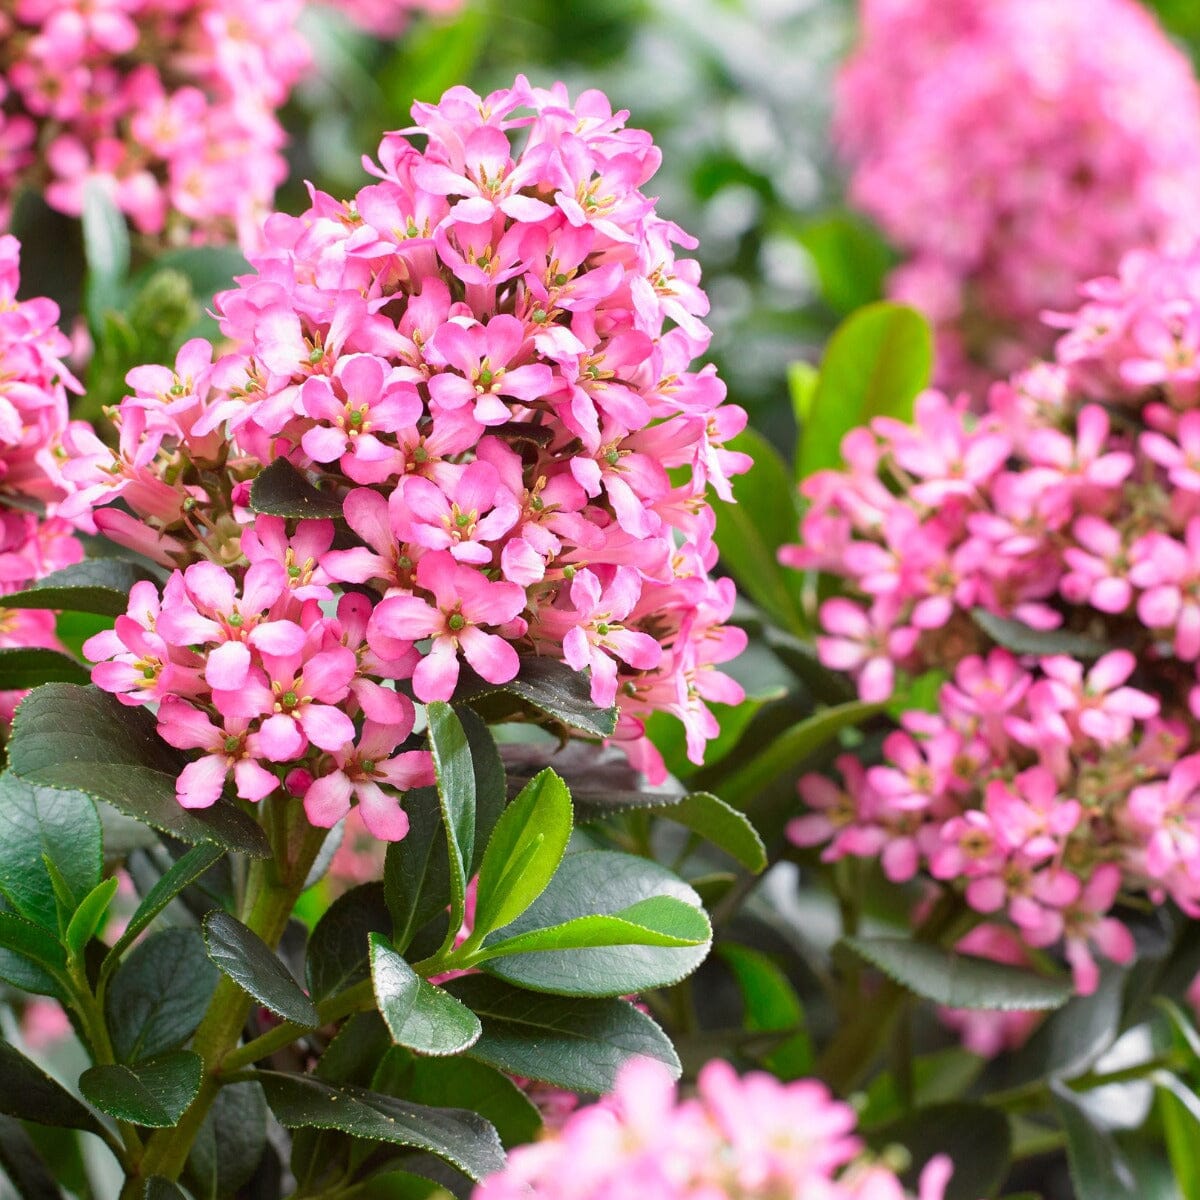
[474,1057,950,1200]
[835,0,1200,389]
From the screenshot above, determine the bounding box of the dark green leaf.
[709,699,885,808]
[103,843,226,977]
[306,882,391,1005]
[0,912,67,976]
[457,706,505,875]
[369,936,481,1056]
[842,937,1073,1011]
[8,685,270,859]
[425,703,475,940]
[1052,1081,1137,1200]
[971,609,1109,661]
[385,788,451,955]
[106,928,219,1062]
[64,876,119,958]
[0,1041,101,1133]
[249,458,345,520]
[472,769,572,940]
[0,648,88,690]
[79,1052,202,1128]
[798,302,932,480]
[202,912,318,1028]
[445,974,679,1093]
[256,1071,505,1183]
[0,560,159,617]
[867,1102,1012,1200]
[458,656,617,738]
[0,773,101,931]
[480,851,711,997]
[713,428,806,634]
[186,1080,267,1199]
[0,1114,65,1200]
[651,792,767,873]
[399,1058,540,1151]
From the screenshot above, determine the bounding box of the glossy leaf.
[256,1071,505,1183]
[370,936,481,1056]
[0,773,101,932]
[0,1041,101,1133]
[1052,1081,1137,1200]
[842,937,1072,1011]
[79,1052,202,1128]
[106,928,219,1062]
[444,975,680,1093]
[651,792,766,873]
[0,648,88,690]
[0,560,159,617]
[426,702,475,940]
[480,851,711,997]
[249,458,345,519]
[103,843,225,977]
[203,912,319,1028]
[472,768,572,940]
[797,301,932,481]
[186,1079,268,1199]
[0,1114,64,1200]
[712,427,806,634]
[8,685,270,859]
[0,912,67,977]
[458,705,506,875]
[306,882,391,1004]
[64,875,119,958]
[719,943,812,1078]
[385,788,452,954]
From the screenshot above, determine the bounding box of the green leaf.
[480,896,710,959]
[0,648,89,690]
[867,1101,1012,1200]
[79,1052,202,1128]
[712,428,806,634]
[457,706,506,875]
[425,702,475,941]
[385,788,452,954]
[0,773,101,932]
[1156,1072,1200,1200]
[103,843,226,978]
[81,180,131,327]
[715,700,885,808]
[480,850,711,997]
[718,943,812,1078]
[64,876,119,958]
[203,912,319,1028]
[841,937,1073,1011]
[444,975,679,1093]
[256,1071,505,1183]
[144,1180,188,1200]
[397,1058,540,1151]
[0,1041,101,1133]
[796,210,894,318]
[185,1080,267,1199]
[1052,1081,1137,1200]
[472,769,572,940]
[8,685,270,859]
[650,792,767,873]
[971,608,1108,661]
[306,882,391,1005]
[797,301,932,481]
[249,458,345,520]
[369,936,481,1056]
[0,560,159,617]
[788,360,819,431]
[0,911,67,977]
[0,1113,65,1200]
[106,928,219,1062]
[457,655,617,738]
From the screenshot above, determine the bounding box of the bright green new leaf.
[64,876,119,959]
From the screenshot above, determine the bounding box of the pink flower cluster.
[475,1057,951,1200]
[785,242,1200,993]
[834,0,1200,389]
[0,0,310,245]
[76,77,750,830]
[0,235,83,722]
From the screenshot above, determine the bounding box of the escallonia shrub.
[787,241,1200,1011]
[0,76,770,1199]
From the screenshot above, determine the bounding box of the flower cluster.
[475,1057,951,1200]
[0,235,83,722]
[77,76,750,831]
[318,0,461,39]
[785,242,1200,993]
[0,0,310,245]
[834,0,1200,390]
